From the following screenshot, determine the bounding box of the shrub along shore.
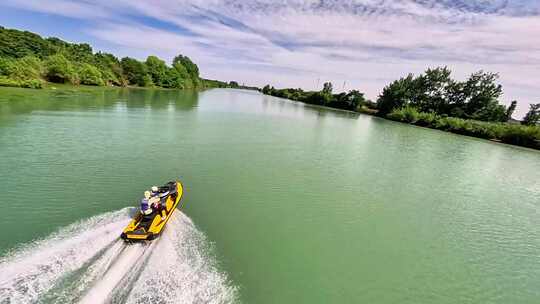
[262,67,540,150]
[387,107,540,149]
[0,26,248,90]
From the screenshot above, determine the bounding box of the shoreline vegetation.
[261,67,540,150]
[1,26,538,150]
[0,26,256,91]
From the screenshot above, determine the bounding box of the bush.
[13,56,44,80]
[386,106,420,123]
[387,107,540,149]
[0,76,21,87]
[499,125,540,149]
[0,76,43,89]
[78,63,104,86]
[0,57,15,76]
[20,79,43,89]
[416,112,438,126]
[45,54,77,84]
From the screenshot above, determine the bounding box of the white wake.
[0,208,238,304]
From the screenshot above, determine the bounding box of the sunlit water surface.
[0,87,539,303]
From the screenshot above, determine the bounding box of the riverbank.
[0,26,246,92]
[386,107,540,150]
[261,91,540,151]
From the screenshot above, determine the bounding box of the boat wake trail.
[0,208,238,304]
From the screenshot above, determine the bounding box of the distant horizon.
[1,0,538,118]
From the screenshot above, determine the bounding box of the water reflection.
[0,86,199,118]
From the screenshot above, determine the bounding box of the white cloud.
[2,0,539,117]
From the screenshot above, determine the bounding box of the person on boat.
[149,186,167,220]
[140,191,153,215]
[150,186,159,197]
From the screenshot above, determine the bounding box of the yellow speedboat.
[121,180,184,241]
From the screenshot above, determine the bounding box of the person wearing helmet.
[140,191,153,215]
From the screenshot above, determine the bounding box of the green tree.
[522,103,540,126]
[322,82,333,94]
[377,74,416,115]
[412,67,453,113]
[229,81,239,88]
[45,53,77,84]
[2,56,44,82]
[78,63,104,86]
[461,71,503,120]
[121,57,149,86]
[162,67,183,88]
[173,54,200,88]
[0,57,14,76]
[172,61,193,88]
[505,100,517,121]
[173,55,199,78]
[0,26,56,58]
[145,56,168,87]
[94,52,123,86]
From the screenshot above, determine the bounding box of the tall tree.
[120,57,150,86]
[377,74,416,115]
[145,56,167,87]
[505,100,517,121]
[522,103,540,126]
[462,71,503,120]
[412,67,452,113]
[322,82,333,94]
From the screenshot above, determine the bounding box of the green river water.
[0,86,539,303]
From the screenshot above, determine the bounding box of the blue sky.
[1,0,539,117]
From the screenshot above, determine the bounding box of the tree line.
[0,26,242,90]
[261,67,539,149]
[262,82,377,113]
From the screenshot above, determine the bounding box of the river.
[0,86,539,303]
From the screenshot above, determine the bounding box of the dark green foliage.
[93,52,124,86]
[0,26,214,90]
[172,55,201,88]
[45,54,77,84]
[202,78,228,88]
[522,103,540,126]
[173,55,199,78]
[377,67,508,123]
[261,82,373,112]
[121,57,151,87]
[145,56,168,87]
[322,82,333,94]
[0,26,56,59]
[328,90,367,111]
[377,74,416,115]
[202,78,256,90]
[506,101,517,121]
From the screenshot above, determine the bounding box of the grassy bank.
[387,107,540,150]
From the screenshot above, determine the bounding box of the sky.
[1,0,539,118]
